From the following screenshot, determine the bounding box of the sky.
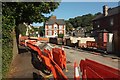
[32,2,119,27]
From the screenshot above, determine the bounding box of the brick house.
[92,5,120,55]
[45,16,66,38]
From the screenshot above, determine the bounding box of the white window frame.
[59,25,63,30]
[54,24,58,30]
[48,31,52,36]
[48,25,52,30]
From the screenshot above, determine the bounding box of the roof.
[93,6,120,21]
[45,19,65,25]
[92,14,104,21]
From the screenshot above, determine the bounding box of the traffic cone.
[74,61,80,80]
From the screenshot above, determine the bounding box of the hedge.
[2,16,14,78]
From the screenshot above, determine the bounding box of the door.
[107,33,113,53]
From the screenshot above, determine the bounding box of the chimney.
[50,16,56,20]
[103,5,108,16]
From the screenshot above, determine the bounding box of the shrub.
[58,34,64,38]
[2,16,14,78]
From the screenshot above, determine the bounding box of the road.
[7,44,120,79]
[63,46,120,78]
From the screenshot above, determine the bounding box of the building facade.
[45,16,66,38]
[92,5,120,55]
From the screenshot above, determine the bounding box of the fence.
[80,59,120,80]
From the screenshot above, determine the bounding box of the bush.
[2,42,13,77]
[58,34,64,38]
[2,16,14,78]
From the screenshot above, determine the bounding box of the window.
[54,26,57,29]
[48,25,52,30]
[59,25,63,30]
[110,18,114,26]
[97,25,100,28]
[59,31,63,34]
[54,31,57,36]
[54,24,58,30]
[55,33,57,35]
[48,31,52,36]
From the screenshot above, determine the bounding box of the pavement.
[7,44,120,79]
[7,46,39,78]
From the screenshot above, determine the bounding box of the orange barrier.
[80,59,120,80]
[30,37,49,42]
[86,41,107,51]
[38,37,49,42]
[86,41,97,48]
[74,61,80,80]
[19,36,29,42]
[21,41,68,80]
[52,48,66,69]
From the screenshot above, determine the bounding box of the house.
[45,16,66,38]
[75,27,86,37]
[92,5,120,55]
[67,27,86,37]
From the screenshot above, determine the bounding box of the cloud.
[31,22,43,27]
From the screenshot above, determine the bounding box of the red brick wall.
[52,30,54,35]
[47,30,48,35]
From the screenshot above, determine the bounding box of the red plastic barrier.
[79,60,87,80]
[80,59,120,80]
[19,36,29,41]
[62,49,67,69]
[25,41,68,80]
[86,66,103,80]
[52,48,66,69]
[80,60,85,72]
[86,59,120,74]
[86,41,96,48]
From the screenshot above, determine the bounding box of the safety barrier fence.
[20,40,68,80]
[80,59,120,80]
[86,41,107,50]
[52,48,66,69]
[20,39,120,80]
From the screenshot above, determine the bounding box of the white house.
[45,16,66,38]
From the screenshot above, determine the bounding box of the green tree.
[18,23,27,36]
[38,26,44,36]
[67,13,97,32]
[65,21,73,31]
[2,2,60,51]
[2,2,60,77]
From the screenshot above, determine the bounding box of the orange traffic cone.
[74,61,80,80]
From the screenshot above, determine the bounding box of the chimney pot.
[103,5,108,16]
[50,16,56,20]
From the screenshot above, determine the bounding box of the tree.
[2,2,60,52]
[38,26,44,36]
[18,23,27,36]
[67,13,97,32]
[65,20,73,31]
